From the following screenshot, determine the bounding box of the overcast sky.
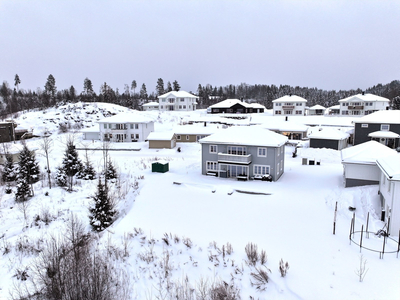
[1,0,399,95]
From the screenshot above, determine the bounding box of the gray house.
[199,126,288,181]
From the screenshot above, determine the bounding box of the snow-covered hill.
[0,103,399,299]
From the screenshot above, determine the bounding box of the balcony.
[348,105,364,110]
[218,153,252,164]
[282,105,295,110]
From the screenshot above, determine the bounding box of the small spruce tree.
[104,157,117,180]
[55,166,68,187]
[15,143,40,200]
[89,179,116,231]
[60,138,83,191]
[2,154,16,182]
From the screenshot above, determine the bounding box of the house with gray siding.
[199,126,288,181]
[308,127,350,150]
[353,110,400,148]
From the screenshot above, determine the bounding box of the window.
[186,135,189,140]
[296,103,302,106]
[183,105,186,109]
[277,162,280,175]
[207,161,218,171]
[135,134,139,139]
[162,99,166,102]
[135,124,139,129]
[296,110,302,115]
[179,105,182,109]
[210,145,217,153]
[104,124,107,129]
[275,111,281,115]
[361,124,368,128]
[258,147,267,157]
[381,124,390,131]
[284,110,292,115]
[180,98,185,102]
[253,165,270,175]
[160,106,164,109]
[130,124,133,129]
[177,135,181,140]
[228,146,247,155]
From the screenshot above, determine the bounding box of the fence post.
[360,225,364,253]
[366,212,370,239]
[349,218,353,245]
[333,201,337,235]
[382,234,386,259]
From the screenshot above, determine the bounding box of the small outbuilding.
[147,131,176,149]
[308,127,350,150]
[152,161,169,173]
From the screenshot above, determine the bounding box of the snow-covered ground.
[0,103,399,299]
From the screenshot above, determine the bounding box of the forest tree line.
[1,74,400,117]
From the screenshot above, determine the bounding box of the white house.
[142,101,159,111]
[341,141,396,187]
[272,95,307,116]
[376,153,400,236]
[339,93,390,116]
[98,112,154,142]
[158,91,198,111]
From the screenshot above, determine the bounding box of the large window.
[228,146,247,155]
[275,111,281,115]
[207,161,218,171]
[258,147,267,157]
[209,145,218,153]
[254,165,270,175]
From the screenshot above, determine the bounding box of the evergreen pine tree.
[55,166,68,187]
[79,159,96,180]
[173,80,181,91]
[2,154,16,182]
[15,176,30,202]
[89,179,116,231]
[18,143,40,185]
[104,158,117,180]
[60,138,83,191]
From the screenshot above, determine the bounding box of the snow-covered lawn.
[0,103,399,299]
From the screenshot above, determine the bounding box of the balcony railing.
[218,153,252,164]
[282,105,295,109]
[348,105,364,110]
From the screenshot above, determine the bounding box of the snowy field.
[0,103,399,299]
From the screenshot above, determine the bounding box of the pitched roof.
[158,90,198,99]
[98,112,154,123]
[339,93,390,103]
[272,95,308,103]
[353,110,400,124]
[143,102,159,107]
[209,99,251,109]
[341,141,396,164]
[309,105,326,110]
[308,127,350,140]
[147,131,175,141]
[199,126,288,147]
[368,131,400,138]
[262,120,308,132]
[377,153,400,181]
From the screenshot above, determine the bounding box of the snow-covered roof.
[341,141,397,164]
[209,99,251,109]
[308,105,326,110]
[147,131,175,141]
[272,95,308,103]
[377,153,400,181]
[353,110,400,124]
[80,126,99,133]
[158,90,198,99]
[143,102,159,107]
[328,105,340,109]
[199,126,288,147]
[249,103,266,109]
[308,127,350,140]
[98,112,154,124]
[339,93,390,103]
[368,131,400,138]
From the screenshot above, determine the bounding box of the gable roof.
[199,126,288,147]
[98,112,154,124]
[309,105,326,110]
[147,131,175,141]
[143,102,159,107]
[158,90,198,99]
[353,110,400,124]
[308,127,350,140]
[341,141,396,164]
[272,95,307,103]
[339,93,390,103]
[209,99,251,109]
[377,153,400,181]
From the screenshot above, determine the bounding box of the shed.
[308,127,350,150]
[147,131,176,149]
[152,161,169,173]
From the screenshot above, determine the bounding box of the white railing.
[218,153,252,164]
